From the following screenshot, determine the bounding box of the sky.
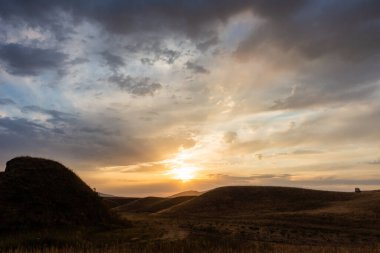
[0,0,380,197]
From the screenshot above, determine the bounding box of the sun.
[169,166,196,182]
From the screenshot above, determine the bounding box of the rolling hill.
[113,186,380,245]
[0,157,114,231]
[102,196,140,208]
[168,190,203,198]
[114,196,195,213]
[162,186,380,217]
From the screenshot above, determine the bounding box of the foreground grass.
[2,229,379,253]
[3,244,380,253]
[2,212,379,253]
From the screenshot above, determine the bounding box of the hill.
[98,192,115,197]
[102,196,140,208]
[114,186,380,246]
[168,190,203,198]
[163,186,380,216]
[114,196,195,213]
[0,157,113,231]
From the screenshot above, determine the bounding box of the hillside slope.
[169,190,203,198]
[102,196,140,208]
[114,196,195,213]
[0,157,112,231]
[164,186,373,216]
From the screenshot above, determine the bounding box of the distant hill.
[163,186,380,216]
[98,192,115,197]
[168,190,203,198]
[0,157,114,231]
[114,196,195,213]
[102,196,140,208]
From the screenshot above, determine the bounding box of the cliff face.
[0,157,111,231]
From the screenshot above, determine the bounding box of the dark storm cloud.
[108,74,162,96]
[0,98,16,106]
[156,48,181,64]
[100,51,125,71]
[0,0,245,39]
[0,117,48,136]
[0,43,67,76]
[196,35,219,51]
[0,0,305,46]
[237,0,380,60]
[126,40,181,65]
[185,61,209,74]
[1,1,378,54]
[139,48,180,65]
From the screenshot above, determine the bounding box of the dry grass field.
[2,244,380,253]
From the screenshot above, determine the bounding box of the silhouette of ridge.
[0,156,113,231]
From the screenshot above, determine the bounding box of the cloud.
[0,1,253,43]
[223,131,237,143]
[0,116,48,136]
[196,35,219,51]
[67,57,89,65]
[208,173,292,181]
[140,58,155,66]
[102,181,181,197]
[156,48,181,64]
[21,105,76,124]
[126,40,181,65]
[100,51,125,71]
[368,159,380,165]
[121,163,167,173]
[270,58,380,110]
[0,98,16,106]
[0,43,67,76]
[237,1,380,60]
[291,149,323,155]
[0,0,380,196]
[108,74,162,96]
[271,85,379,110]
[78,126,116,136]
[235,1,380,110]
[185,61,209,74]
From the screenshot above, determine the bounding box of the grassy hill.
[168,190,203,198]
[163,186,380,217]
[0,157,115,231]
[114,196,195,213]
[102,196,140,208]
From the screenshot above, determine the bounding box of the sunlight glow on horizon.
[168,166,198,182]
